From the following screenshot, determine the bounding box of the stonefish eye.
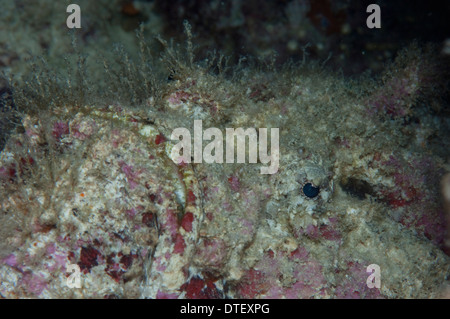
[303,183,320,198]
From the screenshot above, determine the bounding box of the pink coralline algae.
[3,254,17,267]
[71,119,97,141]
[228,175,241,192]
[377,153,446,247]
[193,238,228,271]
[367,45,438,119]
[180,276,223,299]
[20,272,48,296]
[181,212,194,232]
[119,161,144,190]
[334,261,382,299]
[295,217,342,243]
[236,248,328,299]
[52,122,69,141]
[78,246,102,273]
[368,73,419,118]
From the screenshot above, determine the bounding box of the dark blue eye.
[303,183,320,198]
